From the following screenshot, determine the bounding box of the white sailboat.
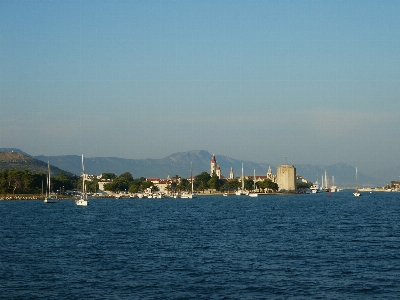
[182,163,197,199]
[236,163,248,196]
[75,154,89,206]
[190,162,197,198]
[44,161,57,203]
[248,169,258,197]
[353,167,361,197]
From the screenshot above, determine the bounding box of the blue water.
[1,191,400,299]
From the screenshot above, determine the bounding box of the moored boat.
[353,167,362,197]
[75,154,89,206]
[44,161,57,203]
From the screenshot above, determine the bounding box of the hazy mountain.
[0,150,73,176]
[33,150,385,187]
[1,148,390,187]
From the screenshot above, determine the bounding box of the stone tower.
[276,164,296,192]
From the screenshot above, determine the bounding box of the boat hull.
[44,197,57,203]
[75,198,88,206]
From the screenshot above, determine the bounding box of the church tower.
[210,154,221,179]
[216,165,221,179]
[229,167,234,179]
[210,154,217,175]
[267,166,273,179]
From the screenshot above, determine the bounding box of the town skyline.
[1,148,392,187]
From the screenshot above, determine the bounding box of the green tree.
[195,172,211,191]
[85,179,99,193]
[260,179,278,192]
[101,173,117,180]
[119,172,133,182]
[141,181,153,191]
[177,178,190,192]
[297,181,312,191]
[222,179,238,192]
[208,174,224,191]
[244,178,255,191]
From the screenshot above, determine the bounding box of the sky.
[1,0,400,177]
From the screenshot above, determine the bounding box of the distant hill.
[0,151,73,176]
[0,148,388,187]
[0,148,30,156]
[33,150,382,187]
[34,150,261,178]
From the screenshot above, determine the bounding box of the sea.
[1,191,400,299]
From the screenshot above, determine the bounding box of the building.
[276,164,296,192]
[210,154,221,179]
[229,167,234,179]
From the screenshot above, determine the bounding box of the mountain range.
[0,148,391,188]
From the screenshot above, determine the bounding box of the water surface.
[1,191,400,299]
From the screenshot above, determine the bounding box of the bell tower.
[210,154,217,175]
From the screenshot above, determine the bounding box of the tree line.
[102,171,279,194]
[0,169,78,195]
[0,169,280,195]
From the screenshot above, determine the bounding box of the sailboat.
[189,163,197,198]
[75,154,89,206]
[44,161,57,203]
[235,163,248,195]
[182,162,197,199]
[248,169,258,197]
[353,167,361,197]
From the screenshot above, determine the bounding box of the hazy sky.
[1,0,399,175]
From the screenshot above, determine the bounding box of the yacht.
[75,154,89,206]
[44,161,57,203]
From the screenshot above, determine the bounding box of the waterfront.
[1,191,400,299]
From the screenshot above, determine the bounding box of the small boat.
[310,180,320,193]
[75,154,89,206]
[223,192,228,196]
[181,192,192,199]
[236,163,248,196]
[182,162,197,199]
[44,161,57,203]
[353,167,362,197]
[248,168,258,197]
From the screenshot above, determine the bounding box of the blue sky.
[1,0,399,176]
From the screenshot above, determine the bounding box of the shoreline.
[1,192,282,200]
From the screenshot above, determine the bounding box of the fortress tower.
[276,163,296,192]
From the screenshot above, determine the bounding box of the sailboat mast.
[241,163,244,190]
[191,162,193,194]
[253,168,256,191]
[355,167,358,189]
[47,161,50,196]
[82,154,86,197]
